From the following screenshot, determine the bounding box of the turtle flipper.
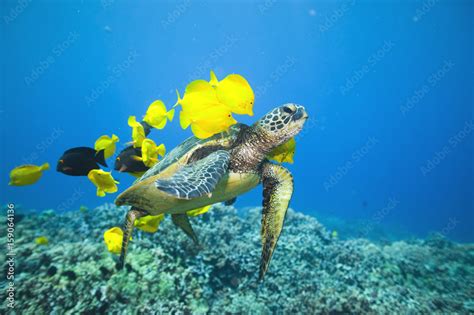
[117,207,146,270]
[224,197,237,206]
[259,163,294,280]
[155,150,230,199]
[172,214,200,245]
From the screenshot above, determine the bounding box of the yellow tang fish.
[35,236,49,245]
[134,214,165,233]
[175,80,219,110]
[87,169,119,197]
[9,163,50,186]
[143,100,175,129]
[189,110,237,139]
[103,227,124,254]
[175,79,237,138]
[94,134,119,159]
[177,95,236,139]
[128,116,146,148]
[268,137,296,164]
[141,139,166,167]
[186,205,211,216]
[209,70,254,116]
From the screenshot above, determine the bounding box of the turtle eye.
[282,106,294,114]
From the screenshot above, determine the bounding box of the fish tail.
[156,144,166,157]
[128,115,137,127]
[173,89,182,108]
[117,208,146,270]
[95,150,108,167]
[40,163,50,171]
[166,108,175,121]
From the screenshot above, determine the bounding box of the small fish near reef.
[35,236,49,245]
[115,103,308,280]
[94,134,119,159]
[134,214,165,233]
[9,163,50,186]
[103,227,124,254]
[57,147,107,176]
[114,145,149,177]
[87,169,119,197]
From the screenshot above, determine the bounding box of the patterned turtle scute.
[155,150,231,199]
[138,124,243,182]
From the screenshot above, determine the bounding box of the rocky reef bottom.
[1,203,473,314]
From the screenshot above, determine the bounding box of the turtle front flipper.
[117,207,147,270]
[155,150,230,199]
[259,163,294,280]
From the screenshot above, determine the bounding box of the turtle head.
[257,103,308,144]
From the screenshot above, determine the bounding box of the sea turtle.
[115,103,308,279]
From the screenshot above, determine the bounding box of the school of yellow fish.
[8,70,298,253]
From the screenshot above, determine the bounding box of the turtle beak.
[292,107,307,121]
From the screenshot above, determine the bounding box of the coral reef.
[1,203,473,314]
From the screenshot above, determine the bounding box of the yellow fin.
[166,108,175,121]
[40,163,50,171]
[156,144,166,157]
[174,89,182,107]
[268,138,296,164]
[209,70,219,87]
[128,116,146,147]
[180,109,191,129]
[186,205,211,217]
[134,214,165,233]
[191,124,215,139]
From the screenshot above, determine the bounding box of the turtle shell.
[115,123,262,214]
[137,123,245,183]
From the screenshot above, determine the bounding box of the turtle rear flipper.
[259,163,293,280]
[155,150,230,199]
[172,213,200,245]
[117,208,146,270]
[224,197,237,206]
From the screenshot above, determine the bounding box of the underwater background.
[1,0,473,314]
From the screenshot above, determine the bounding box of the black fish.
[57,147,107,176]
[114,145,149,173]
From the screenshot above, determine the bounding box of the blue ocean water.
[1,0,473,242]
